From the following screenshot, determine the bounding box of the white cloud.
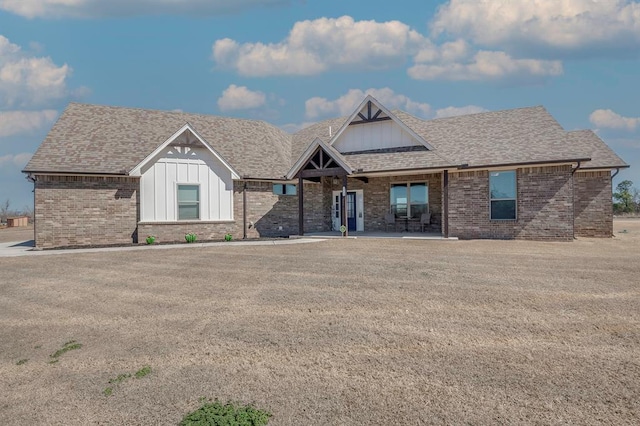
[432,0,640,56]
[213,16,429,77]
[435,105,488,118]
[217,84,266,111]
[0,0,291,18]
[0,152,33,168]
[305,88,431,119]
[213,15,565,83]
[0,110,58,137]
[0,35,72,108]
[590,109,640,131]
[409,50,563,82]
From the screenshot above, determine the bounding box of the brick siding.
[34,175,139,248]
[574,171,613,237]
[325,174,443,232]
[448,166,574,241]
[34,167,612,247]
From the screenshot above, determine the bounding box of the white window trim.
[489,170,517,221]
[390,181,429,218]
[176,183,201,221]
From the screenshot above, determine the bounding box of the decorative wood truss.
[298,146,349,180]
[350,100,391,126]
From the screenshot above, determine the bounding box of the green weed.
[180,399,271,426]
[108,373,131,384]
[134,365,151,379]
[50,340,82,359]
[103,366,152,396]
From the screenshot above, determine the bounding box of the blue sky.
[1,0,639,209]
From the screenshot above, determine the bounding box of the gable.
[286,138,353,180]
[129,123,240,179]
[329,96,433,154]
[333,120,425,153]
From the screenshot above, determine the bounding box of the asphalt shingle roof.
[24,103,292,179]
[565,130,628,169]
[25,102,627,178]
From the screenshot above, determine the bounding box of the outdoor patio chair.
[420,212,431,232]
[384,213,397,232]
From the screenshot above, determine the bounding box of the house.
[23,96,628,248]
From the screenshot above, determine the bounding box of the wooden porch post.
[341,174,348,237]
[298,175,304,236]
[443,170,449,239]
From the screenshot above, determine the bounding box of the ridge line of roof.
[294,104,550,135]
[66,101,288,129]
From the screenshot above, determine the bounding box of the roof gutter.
[351,164,464,177]
[21,170,129,177]
[457,158,592,171]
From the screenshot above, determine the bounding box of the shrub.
[180,400,271,426]
[146,235,156,245]
[185,233,197,243]
[224,233,233,242]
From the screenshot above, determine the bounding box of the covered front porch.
[290,142,450,237]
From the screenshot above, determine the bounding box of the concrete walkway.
[296,231,458,240]
[0,238,326,258]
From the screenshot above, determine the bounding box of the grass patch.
[134,365,151,379]
[50,340,82,359]
[16,359,28,365]
[180,400,271,426]
[108,373,131,384]
[103,366,152,396]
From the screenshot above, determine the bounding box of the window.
[177,184,200,220]
[273,183,297,195]
[390,182,428,218]
[489,171,516,220]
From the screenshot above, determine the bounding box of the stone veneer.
[448,166,575,241]
[573,170,613,237]
[34,175,139,248]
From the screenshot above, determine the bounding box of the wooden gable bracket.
[351,100,392,126]
[299,146,349,178]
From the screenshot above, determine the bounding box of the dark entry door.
[346,192,357,231]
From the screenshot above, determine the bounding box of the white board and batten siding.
[333,120,421,153]
[140,145,234,222]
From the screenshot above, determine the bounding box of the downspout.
[443,170,449,239]
[611,168,620,180]
[26,174,37,248]
[571,161,582,240]
[242,181,247,240]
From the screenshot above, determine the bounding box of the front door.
[346,192,357,231]
[332,190,364,232]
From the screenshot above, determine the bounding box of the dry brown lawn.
[1,221,639,425]
[0,225,33,243]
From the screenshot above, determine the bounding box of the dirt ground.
[1,221,638,425]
